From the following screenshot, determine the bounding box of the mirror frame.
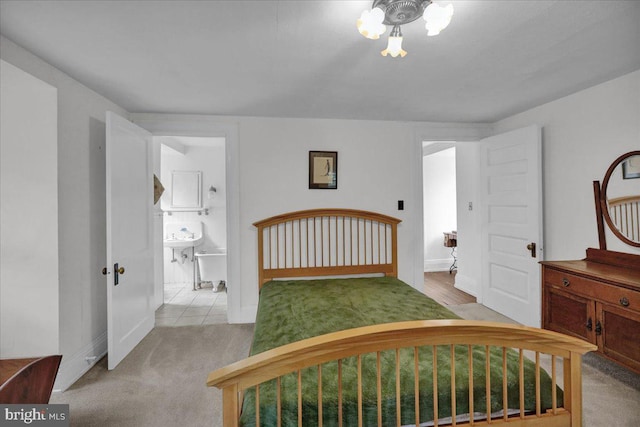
[600,150,640,248]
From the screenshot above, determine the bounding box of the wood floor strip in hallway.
[423,272,476,306]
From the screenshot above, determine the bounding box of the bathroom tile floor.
[155,281,227,326]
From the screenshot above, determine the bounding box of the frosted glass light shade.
[357,7,386,39]
[381,36,407,58]
[423,3,454,36]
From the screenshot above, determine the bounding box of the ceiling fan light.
[423,2,454,36]
[381,36,407,58]
[357,7,386,39]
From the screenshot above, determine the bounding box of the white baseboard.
[52,330,107,392]
[227,304,256,324]
[454,273,478,298]
[424,258,454,272]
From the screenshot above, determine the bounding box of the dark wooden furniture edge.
[593,181,607,250]
[540,249,640,291]
[585,247,640,270]
[0,355,62,404]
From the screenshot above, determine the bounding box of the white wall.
[134,114,492,322]
[1,60,59,357]
[232,117,419,315]
[423,148,457,271]
[160,138,226,284]
[1,36,131,390]
[494,70,640,259]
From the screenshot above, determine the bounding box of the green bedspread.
[241,277,561,426]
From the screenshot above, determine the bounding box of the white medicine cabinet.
[169,170,202,210]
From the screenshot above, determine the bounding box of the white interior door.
[106,111,155,370]
[480,126,543,327]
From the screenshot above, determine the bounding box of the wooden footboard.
[208,320,596,427]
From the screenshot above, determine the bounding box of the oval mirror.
[601,150,640,247]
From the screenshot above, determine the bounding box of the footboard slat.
[502,347,508,422]
[297,370,302,426]
[535,352,541,417]
[337,361,342,427]
[317,365,322,427]
[396,348,401,427]
[276,377,281,427]
[485,345,491,423]
[468,345,474,424]
[551,355,557,414]
[254,385,259,426]
[433,346,439,427]
[357,354,363,427]
[376,352,382,426]
[450,345,456,426]
[414,347,420,427]
[208,321,596,427]
[519,349,525,419]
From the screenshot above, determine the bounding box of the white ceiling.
[1,0,639,123]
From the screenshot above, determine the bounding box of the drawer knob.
[620,297,630,307]
[562,278,570,287]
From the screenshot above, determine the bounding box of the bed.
[207,209,596,427]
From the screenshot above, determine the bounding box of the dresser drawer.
[544,267,640,312]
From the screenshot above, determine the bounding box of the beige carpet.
[52,304,640,426]
[51,324,254,427]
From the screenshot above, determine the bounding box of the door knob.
[526,242,537,258]
[117,266,125,275]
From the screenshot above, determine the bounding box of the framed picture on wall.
[309,151,338,189]
[622,155,640,179]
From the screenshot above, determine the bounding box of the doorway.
[422,142,475,306]
[154,136,228,326]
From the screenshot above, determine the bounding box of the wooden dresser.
[541,248,640,373]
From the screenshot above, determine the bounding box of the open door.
[480,126,543,327]
[106,111,155,370]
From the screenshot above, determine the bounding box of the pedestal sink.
[164,221,204,290]
[163,222,204,248]
[163,236,204,248]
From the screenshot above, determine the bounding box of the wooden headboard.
[253,209,401,287]
[608,194,640,242]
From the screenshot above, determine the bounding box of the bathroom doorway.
[154,136,228,326]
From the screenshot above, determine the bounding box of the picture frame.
[622,155,640,179]
[309,151,338,189]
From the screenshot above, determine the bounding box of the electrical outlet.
[398,200,404,210]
